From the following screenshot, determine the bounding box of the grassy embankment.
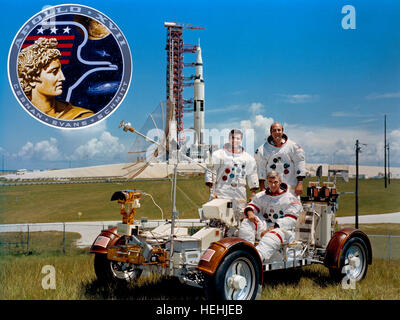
[1,176,399,224]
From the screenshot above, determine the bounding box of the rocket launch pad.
[164,22,210,163]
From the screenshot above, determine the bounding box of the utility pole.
[384,114,387,188]
[355,140,360,229]
[388,142,391,185]
[355,140,367,229]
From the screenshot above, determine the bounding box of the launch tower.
[164,22,204,147]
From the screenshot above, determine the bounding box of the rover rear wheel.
[329,236,369,282]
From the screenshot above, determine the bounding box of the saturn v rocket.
[193,44,205,148]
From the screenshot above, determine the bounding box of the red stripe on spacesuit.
[270,231,283,243]
[248,204,260,213]
[284,214,298,220]
[243,216,258,231]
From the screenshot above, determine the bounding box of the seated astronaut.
[238,170,302,262]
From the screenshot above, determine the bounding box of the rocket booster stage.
[193,44,205,146]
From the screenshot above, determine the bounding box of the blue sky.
[0,0,399,170]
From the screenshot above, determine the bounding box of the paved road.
[0,219,206,248]
[336,212,400,224]
[1,214,399,248]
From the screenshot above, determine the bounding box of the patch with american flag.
[8,4,132,129]
[200,248,216,262]
[94,236,111,248]
[22,30,76,65]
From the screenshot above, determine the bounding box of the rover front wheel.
[94,253,142,284]
[204,249,261,300]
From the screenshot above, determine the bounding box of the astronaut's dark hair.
[229,129,243,139]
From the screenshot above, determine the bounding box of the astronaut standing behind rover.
[255,122,306,196]
[205,129,259,221]
[239,170,302,262]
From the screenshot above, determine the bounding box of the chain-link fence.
[0,222,111,255]
[0,222,399,260]
[0,220,205,256]
[368,234,400,261]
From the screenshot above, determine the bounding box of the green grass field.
[1,251,399,300]
[0,224,399,300]
[1,175,399,300]
[1,176,399,224]
[0,176,211,224]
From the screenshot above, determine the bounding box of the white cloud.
[366,92,400,100]
[284,125,393,165]
[207,105,242,114]
[14,138,62,161]
[70,131,126,161]
[331,111,353,117]
[12,127,127,166]
[207,101,400,166]
[249,102,263,114]
[58,119,108,140]
[16,142,34,159]
[278,94,319,104]
[0,146,10,156]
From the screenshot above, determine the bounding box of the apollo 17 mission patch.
[8,4,132,129]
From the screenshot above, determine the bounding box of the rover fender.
[324,227,372,270]
[90,227,121,254]
[197,237,263,283]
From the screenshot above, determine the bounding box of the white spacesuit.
[205,143,259,216]
[238,183,302,262]
[255,134,306,194]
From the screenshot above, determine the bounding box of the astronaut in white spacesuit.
[255,122,306,196]
[205,129,259,219]
[238,170,302,262]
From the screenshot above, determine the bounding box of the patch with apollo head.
[8,4,132,129]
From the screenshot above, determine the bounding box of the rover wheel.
[329,236,369,282]
[94,253,142,284]
[204,249,261,300]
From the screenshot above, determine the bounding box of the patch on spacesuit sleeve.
[291,198,301,205]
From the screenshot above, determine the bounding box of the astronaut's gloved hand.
[295,181,303,196]
[246,210,259,225]
[260,226,276,238]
